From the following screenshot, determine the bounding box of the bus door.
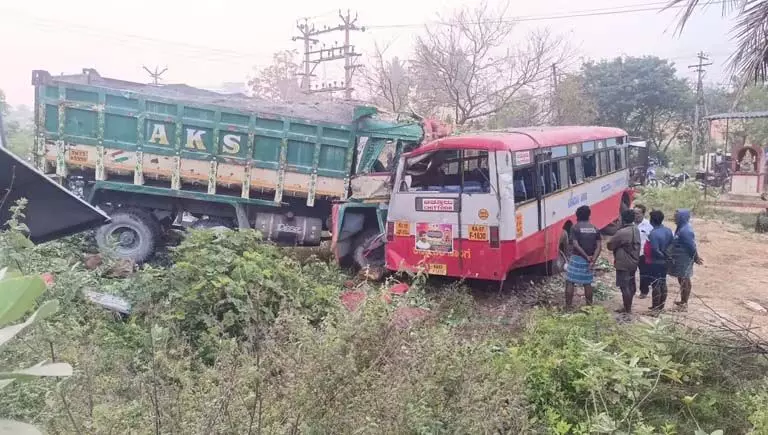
[455,149,502,278]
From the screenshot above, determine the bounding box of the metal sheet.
[1,113,110,244]
[705,111,768,121]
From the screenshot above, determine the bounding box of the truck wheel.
[130,208,164,242]
[353,228,385,278]
[95,210,157,263]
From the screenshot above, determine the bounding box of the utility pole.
[293,19,319,91]
[688,51,712,170]
[293,10,364,99]
[143,65,168,85]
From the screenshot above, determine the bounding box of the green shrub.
[506,307,760,434]
[636,184,706,217]
[146,229,345,359]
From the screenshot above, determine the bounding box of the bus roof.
[406,126,628,157]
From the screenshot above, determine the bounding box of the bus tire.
[353,228,386,279]
[545,231,569,276]
[95,209,157,263]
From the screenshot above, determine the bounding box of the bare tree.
[248,50,304,102]
[411,1,568,125]
[361,43,414,114]
[553,74,598,125]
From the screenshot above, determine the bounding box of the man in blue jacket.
[645,210,673,312]
[670,209,703,310]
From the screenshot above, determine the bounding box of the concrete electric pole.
[688,52,712,169]
[293,10,364,99]
[143,66,168,85]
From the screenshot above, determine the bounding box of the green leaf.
[0,301,59,349]
[0,379,14,390]
[0,276,46,326]
[0,419,42,435]
[0,362,73,380]
[33,300,59,322]
[681,394,697,406]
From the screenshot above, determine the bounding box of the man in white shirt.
[634,204,654,299]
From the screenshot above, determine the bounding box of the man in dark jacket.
[608,209,641,314]
[670,209,703,310]
[645,210,674,312]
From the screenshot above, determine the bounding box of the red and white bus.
[382,126,635,281]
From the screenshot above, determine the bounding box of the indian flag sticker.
[110,150,130,164]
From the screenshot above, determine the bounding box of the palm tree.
[667,0,768,86]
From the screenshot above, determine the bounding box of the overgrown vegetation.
[636,184,763,232]
[1,199,767,434]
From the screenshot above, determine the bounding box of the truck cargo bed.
[32,69,379,207]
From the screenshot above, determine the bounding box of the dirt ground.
[466,215,768,337]
[598,216,768,336]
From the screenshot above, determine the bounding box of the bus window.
[607,149,616,172]
[513,165,536,203]
[399,149,491,193]
[400,149,460,192]
[613,148,623,170]
[568,156,583,185]
[557,160,569,189]
[583,153,597,178]
[461,150,491,193]
[539,162,555,194]
[601,151,611,174]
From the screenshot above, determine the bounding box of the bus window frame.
[397,148,492,194]
[512,155,537,205]
[539,136,628,190]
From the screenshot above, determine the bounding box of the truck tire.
[129,208,164,242]
[95,210,157,263]
[353,228,385,273]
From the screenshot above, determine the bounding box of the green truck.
[31,68,441,262]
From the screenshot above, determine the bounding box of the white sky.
[0,0,737,106]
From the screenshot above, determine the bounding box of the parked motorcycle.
[662,171,691,188]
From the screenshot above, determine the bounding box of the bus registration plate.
[468,225,488,241]
[427,264,447,275]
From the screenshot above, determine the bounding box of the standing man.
[669,209,703,311]
[634,204,653,299]
[608,209,641,314]
[565,205,602,310]
[646,210,674,312]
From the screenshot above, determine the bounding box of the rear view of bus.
[385,127,632,281]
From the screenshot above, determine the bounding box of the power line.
[366,0,727,29]
[2,8,273,61]
[3,0,725,54]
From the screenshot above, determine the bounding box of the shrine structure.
[705,111,768,196]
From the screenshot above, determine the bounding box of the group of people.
[565,203,703,315]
